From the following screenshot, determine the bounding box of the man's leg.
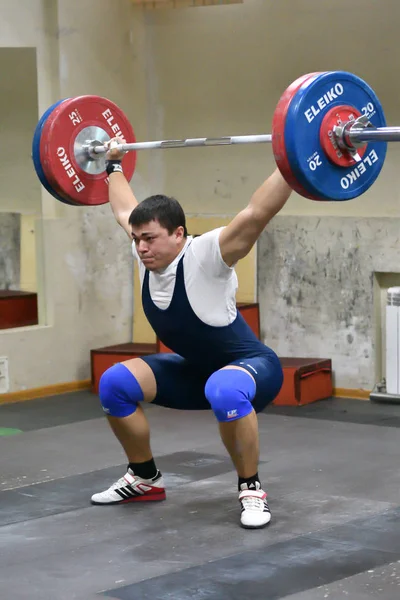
[107,404,153,464]
[205,366,260,483]
[205,356,283,529]
[103,358,157,466]
[218,405,259,480]
[92,353,212,506]
[91,357,164,505]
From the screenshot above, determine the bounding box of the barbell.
[33,71,395,206]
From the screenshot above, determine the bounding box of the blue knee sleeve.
[204,369,256,423]
[99,363,144,418]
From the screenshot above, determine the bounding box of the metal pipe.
[92,134,273,154]
[89,125,400,156]
[349,127,400,143]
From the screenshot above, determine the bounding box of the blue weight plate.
[284,71,387,201]
[32,99,78,206]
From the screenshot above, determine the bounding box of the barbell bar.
[347,127,400,144]
[86,125,400,155]
[90,134,273,153]
[33,70,392,206]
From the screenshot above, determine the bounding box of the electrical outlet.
[0,357,9,393]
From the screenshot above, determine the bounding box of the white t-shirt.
[132,227,238,326]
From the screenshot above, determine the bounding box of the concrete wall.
[0,48,40,295]
[0,49,40,215]
[258,216,400,390]
[0,213,20,289]
[148,0,400,218]
[0,0,148,392]
[146,0,400,391]
[1,0,400,393]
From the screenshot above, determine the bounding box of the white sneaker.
[91,468,166,505]
[239,484,271,529]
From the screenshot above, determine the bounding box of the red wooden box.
[273,358,333,406]
[0,290,38,329]
[90,301,333,405]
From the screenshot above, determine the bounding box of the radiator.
[386,287,400,394]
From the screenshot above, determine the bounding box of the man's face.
[131,219,185,271]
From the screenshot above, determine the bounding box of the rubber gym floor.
[1,392,400,600]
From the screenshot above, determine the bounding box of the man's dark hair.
[129,195,188,237]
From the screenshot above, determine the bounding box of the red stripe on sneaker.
[119,490,166,503]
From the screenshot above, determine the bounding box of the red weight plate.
[272,73,324,200]
[40,96,136,206]
[319,104,366,167]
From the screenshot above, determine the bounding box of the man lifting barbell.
[33,70,394,528]
[88,138,291,529]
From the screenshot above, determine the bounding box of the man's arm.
[106,138,139,237]
[108,172,138,237]
[219,169,292,266]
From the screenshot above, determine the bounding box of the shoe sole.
[240,516,271,530]
[91,491,167,505]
